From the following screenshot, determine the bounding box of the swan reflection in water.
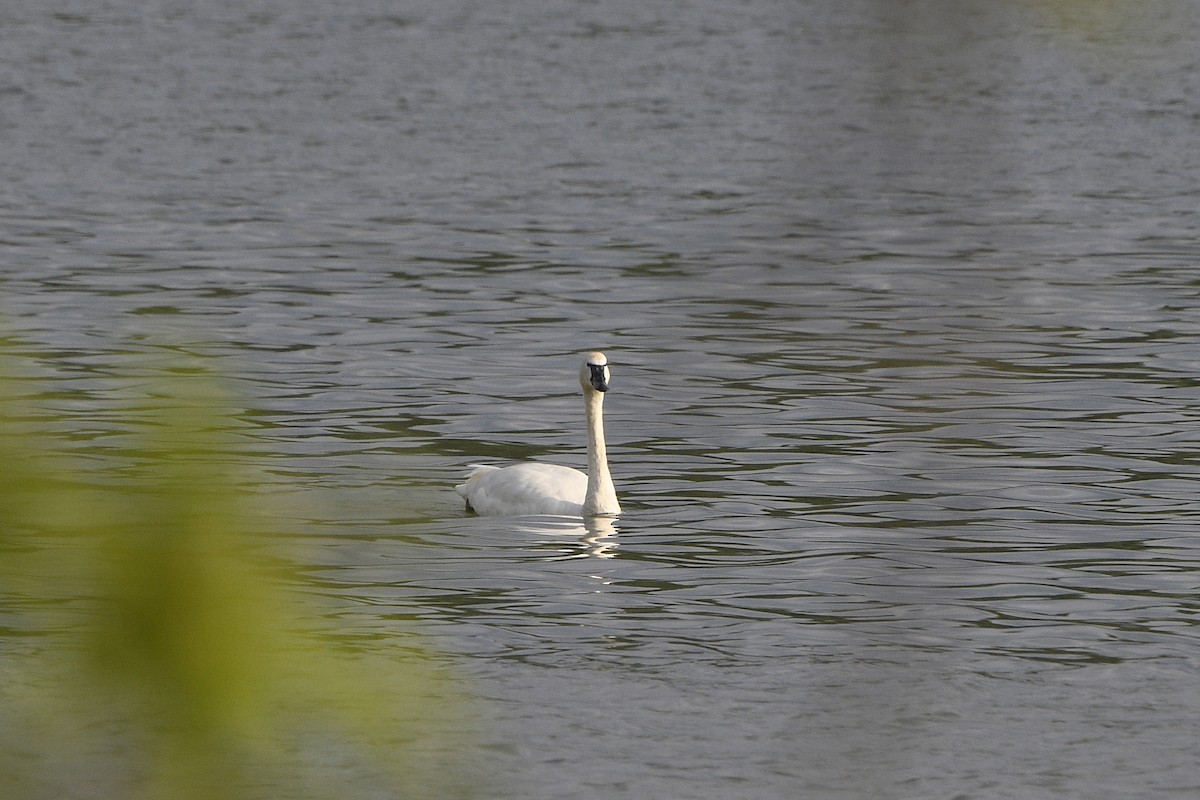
[510,514,620,559]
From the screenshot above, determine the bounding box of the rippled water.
[5,1,1200,797]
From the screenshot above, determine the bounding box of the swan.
[455,352,622,517]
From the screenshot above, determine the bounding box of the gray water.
[4,0,1200,797]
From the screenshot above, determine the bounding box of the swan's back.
[456,462,588,517]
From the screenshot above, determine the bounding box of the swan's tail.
[454,464,500,498]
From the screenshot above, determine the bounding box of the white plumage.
[455,352,622,517]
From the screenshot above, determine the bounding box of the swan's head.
[580,351,611,394]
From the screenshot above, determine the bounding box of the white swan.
[455,352,622,517]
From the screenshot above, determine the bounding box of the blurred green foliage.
[1019,0,1159,47]
[0,352,477,800]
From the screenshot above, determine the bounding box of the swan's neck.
[583,389,620,516]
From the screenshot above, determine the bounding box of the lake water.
[4,0,1200,797]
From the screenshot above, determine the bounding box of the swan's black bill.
[588,363,610,392]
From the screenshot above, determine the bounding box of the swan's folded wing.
[456,462,587,516]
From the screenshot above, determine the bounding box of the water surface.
[4,1,1200,798]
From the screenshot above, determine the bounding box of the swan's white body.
[456,352,621,517]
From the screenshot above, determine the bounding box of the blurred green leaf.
[0,350,479,800]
